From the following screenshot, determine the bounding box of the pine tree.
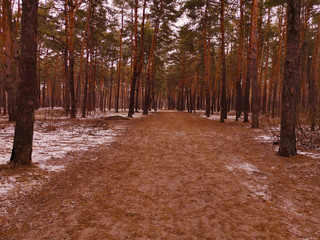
[10,0,39,165]
[278,0,301,157]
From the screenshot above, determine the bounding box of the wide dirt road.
[1,112,319,239]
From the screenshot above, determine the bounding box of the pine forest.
[0,0,320,238]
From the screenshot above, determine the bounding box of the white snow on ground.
[243,182,271,201]
[85,109,144,119]
[254,134,273,142]
[226,162,259,174]
[226,162,271,201]
[255,133,320,159]
[202,114,237,121]
[0,109,143,196]
[0,120,116,168]
[297,151,320,159]
[0,177,15,195]
[254,134,278,143]
[0,124,14,165]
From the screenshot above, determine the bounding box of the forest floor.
[1,111,320,239]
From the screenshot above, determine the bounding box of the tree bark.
[128,0,147,117]
[51,55,58,109]
[220,0,227,122]
[250,0,259,128]
[116,5,124,113]
[261,41,269,114]
[278,0,301,157]
[2,0,17,122]
[309,21,320,131]
[236,0,244,121]
[10,0,38,165]
[42,49,49,107]
[204,0,210,117]
[143,21,160,115]
[65,0,80,118]
[108,57,114,111]
[76,0,92,107]
[63,2,70,115]
[81,46,89,117]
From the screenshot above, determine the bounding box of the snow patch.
[0,179,15,195]
[202,114,237,121]
[254,134,274,142]
[226,162,259,174]
[255,131,320,159]
[297,151,320,159]
[226,162,271,201]
[0,109,131,198]
[0,125,117,170]
[244,181,271,201]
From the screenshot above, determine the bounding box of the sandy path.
[1,112,319,239]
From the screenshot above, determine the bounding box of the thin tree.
[220,0,227,122]
[309,21,319,131]
[249,0,259,128]
[10,0,39,165]
[76,0,93,106]
[235,0,244,121]
[278,0,301,157]
[65,0,82,118]
[128,0,147,117]
[143,2,162,115]
[204,0,210,117]
[2,0,17,121]
[116,4,125,113]
[261,8,270,115]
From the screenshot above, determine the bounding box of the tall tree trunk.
[63,2,70,115]
[108,58,114,111]
[272,9,284,118]
[135,75,140,112]
[65,0,79,118]
[99,58,105,111]
[128,0,147,117]
[243,47,251,121]
[2,0,17,121]
[309,22,320,131]
[116,6,124,113]
[144,18,160,115]
[204,0,210,117]
[42,48,49,108]
[278,0,301,157]
[261,41,269,114]
[220,0,227,122]
[82,46,89,118]
[10,0,38,165]
[36,43,41,109]
[51,55,58,109]
[297,0,312,105]
[250,0,259,128]
[76,0,92,107]
[236,0,244,121]
[81,9,93,117]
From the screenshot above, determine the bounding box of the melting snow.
[202,114,237,121]
[226,162,271,200]
[244,181,271,201]
[254,134,275,143]
[0,109,137,197]
[226,162,259,174]
[297,151,320,159]
[0,123,117,168]
[255,129,320,160]
[0,179,15,195]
